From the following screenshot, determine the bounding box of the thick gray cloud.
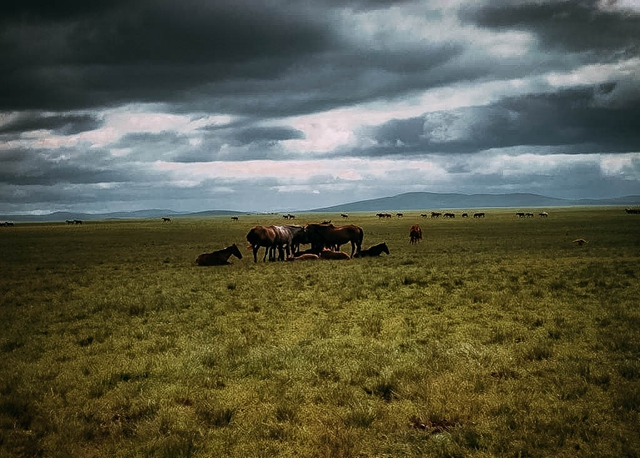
[461,0,640,56]
[353,84,640,156]
[1,0,639,214]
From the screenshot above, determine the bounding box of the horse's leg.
[253,245,259,263]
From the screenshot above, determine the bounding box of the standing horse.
[410,225,422,244]
[247,226,277,262]
[246,225,293,262]
[287,225,309,255]
[196,244,243,265]
[354,242,389,257]
[305,223,363,257]
[271,225,294,261]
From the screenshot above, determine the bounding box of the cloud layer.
[1,0,639,213]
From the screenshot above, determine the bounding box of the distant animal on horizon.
[462,213,469,218]
[573,238,588,246]
[538,212,548,217]
[319,249,351,260]
[341,213,349,218]
[162,217,171,222]
[625,208,640,214]
[354,242,389,257]
[431,212,442,218]
[231,216,239,221]
[396,213,404,218]
[74,219,83,225]
[473,212,485,218]
[196,244,243,266]
[410,225,422,244]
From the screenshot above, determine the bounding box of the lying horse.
[319,249,351,260]
[196,244,243,266]
[287,253,319,261]
[305,223,363,257]
[354,242,389,257]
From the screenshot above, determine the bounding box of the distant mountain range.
[2,193,639,222]
[308,192,640,213]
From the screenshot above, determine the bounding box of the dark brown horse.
[196,244,243,266]
[410,224,422,244]
[354,242,389,257]
[305,223,363,257]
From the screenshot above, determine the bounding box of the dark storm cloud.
[0,0,335,111]
[461,1,640,57]
[0,112,103,135]
[352,84,640,157]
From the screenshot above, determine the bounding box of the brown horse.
[196,244,243,266]
[410,225,422,244]
[319,249,351,260]
[287,253,320,261]
[305,223,363,257]
[354,242,389,257]
[246,225,294,262]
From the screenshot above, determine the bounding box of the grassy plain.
[1,208,639,457]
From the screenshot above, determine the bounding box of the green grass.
[1,208,639,457]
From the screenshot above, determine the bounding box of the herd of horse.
[196,222,395,266]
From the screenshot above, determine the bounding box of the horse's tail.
[356,226,364,251]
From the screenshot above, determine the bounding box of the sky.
[1,0,640,214]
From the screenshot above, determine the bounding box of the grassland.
[1,208,639,457]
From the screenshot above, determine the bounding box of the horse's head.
[231,244,243,259]
[382,243,390,255]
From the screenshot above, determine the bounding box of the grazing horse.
[473,212,485,218]
[354,242,389,257]
[246,225,293,262]
[305,223,363,257]
[319,249,351,260]
[410,225,422,244]
[288,225,309,255]
[162,217,171,222]
[196,244,243,266]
